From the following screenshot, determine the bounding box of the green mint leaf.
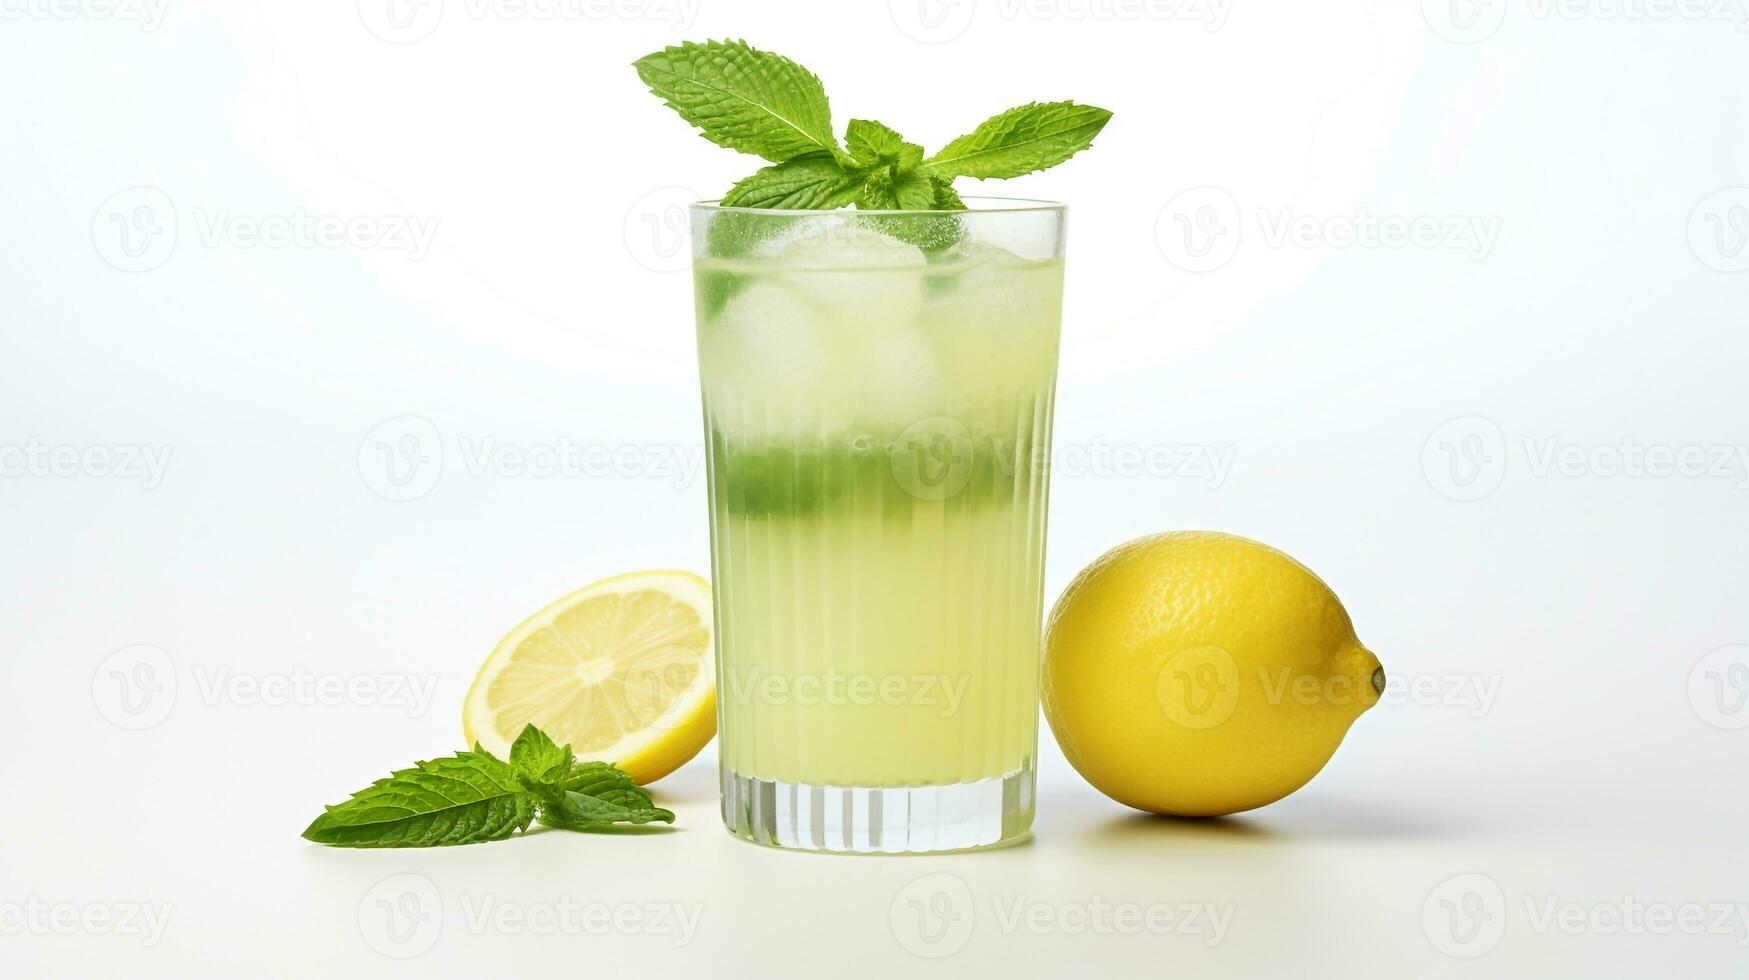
[551,758,638,795]
[845,119,922,173]
[302,749,535,848]
[854,168,953,257]
[930,173,967,210]
[638,42,1112,211]
[721,153,862,210]
[856,169,897,210]
[897,143,925,174]
[846,119,930,212]
[533,757,675,830]
[893,171,937,210]
[925,101,1113,179]
[507,724,571,786]
[845,118,902,164]
[635,39,845,164]
[302,725,678,847]
[540,789,676,831]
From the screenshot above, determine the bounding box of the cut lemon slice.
[463,570,715,784]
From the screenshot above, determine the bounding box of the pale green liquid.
[698,250,1062,787]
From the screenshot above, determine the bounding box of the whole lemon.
[1043,531,1383,817]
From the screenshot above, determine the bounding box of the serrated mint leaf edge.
[301,750,537,848]
[845,118,900,162]
[539,788,676,831]
[924,101,1114,179]
[533,760,675,831]
[722,153,863,209]
[633,39,849,165]
[508,724,573,786]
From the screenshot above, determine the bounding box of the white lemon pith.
[463,570,716,784]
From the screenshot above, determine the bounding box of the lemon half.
[463,570,716,784]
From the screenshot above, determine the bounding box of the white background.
[4,0,1748,975]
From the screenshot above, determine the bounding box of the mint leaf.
[548,758,635,794]
[857,169,933,211]
[845,118,902,164]
[845,119,932,212]
[893,171,937,210]
[845,119,922,173]
[541,789,675,830]
[722,153,861,209]
[930,173,967,210]
[511,731,676,831]
[856,169,897,210]
[637,41,1113,210]
[301,749,536,848]
[925,101,1112,179]
[508,724,570,786]
[537,757,675,829]
[634,40,844,164]
[304,725,677,847]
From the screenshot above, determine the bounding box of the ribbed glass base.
[720,761,1034,854]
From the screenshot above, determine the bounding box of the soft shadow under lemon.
[1086,811,1281,851]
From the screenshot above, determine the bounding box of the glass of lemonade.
[691,199,1066,853]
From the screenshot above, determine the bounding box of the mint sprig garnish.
[636,39,1111,211]
[301,724,674,848]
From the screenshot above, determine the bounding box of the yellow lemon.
[463,570,716,784]
[1043,532,1382,816]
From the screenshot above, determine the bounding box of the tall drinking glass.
[690,199,1066,853]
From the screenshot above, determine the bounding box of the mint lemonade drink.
[694,207,1065,851]
[636,38,1109,851]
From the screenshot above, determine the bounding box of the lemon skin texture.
[1043,531,1382,817]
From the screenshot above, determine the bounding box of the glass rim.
[689,195,1066,217]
